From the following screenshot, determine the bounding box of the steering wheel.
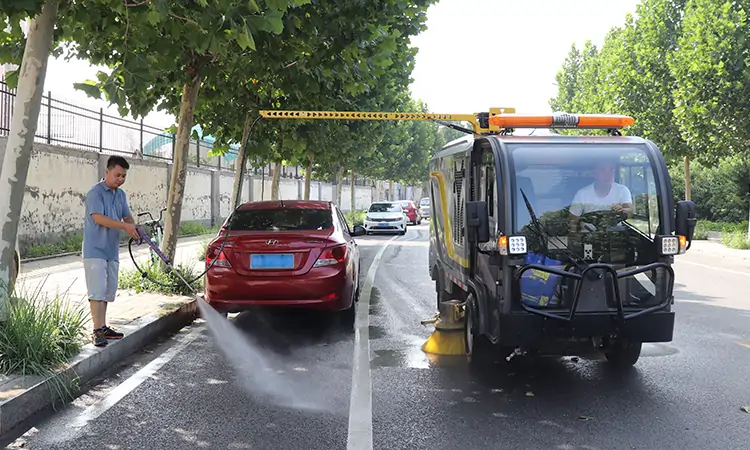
[577,210,629,231]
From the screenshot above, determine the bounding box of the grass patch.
[344,210,366,229]
[23,234,83,259]
[196,239,210,261]
[0,280,88,405]
[721,231,750,250]
[693,220,748,241]
[178,222,220,237]
[119,259,202,296]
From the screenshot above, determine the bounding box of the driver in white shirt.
[568,159,633,231]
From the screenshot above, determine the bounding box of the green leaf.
[247,0,260,13]
[146,9,161,26]
[237,23,256,50]
[73,80,102,99]
[264,10,284,34]
[3,69,18,89]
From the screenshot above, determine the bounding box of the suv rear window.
[369,203,402,212]
[227,209,333,231]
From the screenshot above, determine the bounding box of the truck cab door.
[469,145,502,340]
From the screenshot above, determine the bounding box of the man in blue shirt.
[83,155,140,347]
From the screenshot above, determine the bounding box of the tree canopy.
[549,0,750,223]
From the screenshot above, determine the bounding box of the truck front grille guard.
[514,262,675,323]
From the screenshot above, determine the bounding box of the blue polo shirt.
[83,180,132,261]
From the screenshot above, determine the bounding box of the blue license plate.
[250,253,295,269]
[378,222,388,227]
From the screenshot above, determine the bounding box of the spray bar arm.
[258,107,516,135]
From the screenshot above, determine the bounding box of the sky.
[408,0,641,115]
[35,0,642,130]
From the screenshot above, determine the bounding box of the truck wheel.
[465,293,493,364]
[604,340,642,368]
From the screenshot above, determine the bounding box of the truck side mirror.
[675,200,697,249]
[466,201,490,244]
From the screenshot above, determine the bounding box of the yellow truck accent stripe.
[430,171,470,268]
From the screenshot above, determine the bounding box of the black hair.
[107,155,130,170]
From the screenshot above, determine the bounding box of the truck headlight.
[657,235,686,255]
[498,235,527,256]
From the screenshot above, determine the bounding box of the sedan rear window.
[227,209,333,231]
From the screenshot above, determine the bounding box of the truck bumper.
[497,310,675,346]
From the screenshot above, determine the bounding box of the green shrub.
[721,231,750,250]
[0,283,88,404]
[119,260,202,296]
[345,210,366,228]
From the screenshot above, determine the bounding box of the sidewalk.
[15,235,211,330]
[0,236,211,436]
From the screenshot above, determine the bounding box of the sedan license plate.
[378,222,388,227]
[250,253,295,270]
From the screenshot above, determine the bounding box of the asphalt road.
[4,225,750,450]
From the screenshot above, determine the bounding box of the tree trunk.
[231,112,254,210]
[161,73,202,266]
[389,180,395,201]
[350,171,356,212]
[335,168,344,206]
[271,161,282,200]
[304,154,313,200]
[260,164,266,200]
[0,0,58,309]
[683,155,691,201]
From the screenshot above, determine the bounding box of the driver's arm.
[612,185,634,216]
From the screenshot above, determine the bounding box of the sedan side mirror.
[352,225,367,237]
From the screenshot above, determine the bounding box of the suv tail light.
[314,244,347,267]
[206,246,232,268]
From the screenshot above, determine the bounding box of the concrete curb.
[0,298,199,436]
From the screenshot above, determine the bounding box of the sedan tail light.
[206,246,232,268]
[314,244,347,267]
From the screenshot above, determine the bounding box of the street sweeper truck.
[256,108,697,368]
[424,112,696,367]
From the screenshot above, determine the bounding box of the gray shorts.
[83,258,119,302]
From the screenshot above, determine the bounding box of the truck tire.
[465,293,494,365]
[604,340,642,368]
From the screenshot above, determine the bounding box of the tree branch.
[124,0,151,7]
[170,13,200,27]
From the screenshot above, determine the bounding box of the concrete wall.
[0,138,416,249]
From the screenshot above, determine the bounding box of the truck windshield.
[509,142,662,266]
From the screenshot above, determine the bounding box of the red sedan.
[203,200,365,326]
[397,200,422,225]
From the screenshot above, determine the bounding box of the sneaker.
[92,328,108,347]
[102,325,124,340]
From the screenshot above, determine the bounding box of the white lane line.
[677,259,750,278]
[347,235,397,450]
[68,326,202,429]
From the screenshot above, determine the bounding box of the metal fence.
[0,80,375,185]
